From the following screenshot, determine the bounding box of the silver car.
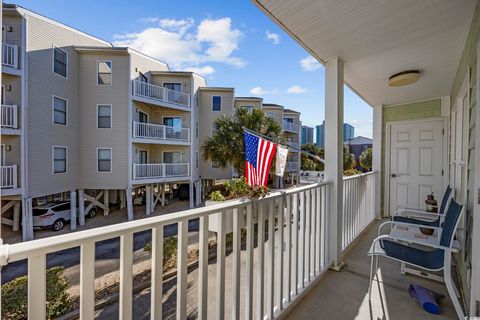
[32,201,97,231]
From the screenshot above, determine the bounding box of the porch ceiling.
[253,0,476,106]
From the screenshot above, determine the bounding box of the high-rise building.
[315,121,355,148]
[301,126,314,145]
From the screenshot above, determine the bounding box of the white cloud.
[249,86,278,95]
[286,85,308,94]
[182,65,215,76]
[266,30,280,44]
[299,56,321,71]
[113,17,245,72]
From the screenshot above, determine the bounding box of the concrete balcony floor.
[283,220,459,320]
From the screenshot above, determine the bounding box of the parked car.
[32,201,97,231]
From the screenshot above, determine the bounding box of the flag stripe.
[244,132,277,187]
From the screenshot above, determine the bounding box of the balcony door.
[387,118,446,215]
[164,116,182,139]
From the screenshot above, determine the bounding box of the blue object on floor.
[408,284,445,314]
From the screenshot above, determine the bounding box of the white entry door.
[388,120,445,214]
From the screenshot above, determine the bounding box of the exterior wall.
[190,75,207,182]
[380,99,442,215]
[262,105,283,123]
[198,89,234,180]
[77,52,130,189]
[150,74,192,96]
[3,11,23,67]
[449,2,480,307]
[24,13,110,198]
[234,98,262,110]
[129,51,168,80]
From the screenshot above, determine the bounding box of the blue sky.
[14,0,372,138]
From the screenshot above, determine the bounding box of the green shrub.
[144,236,178,264]
[210,190,225,201]
[2,266,72,320]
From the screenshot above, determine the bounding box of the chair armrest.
[370,234,458,255]
[378,220,441,236]
[393,208,444,217]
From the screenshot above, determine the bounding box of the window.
[53,193,62,202]
[266,111,275,119]
[212,96,221,111]
[163,116,182,128]
[163,151,182,163]
[212,161,220,168]
[37,196,47,206]
[243,105,254,112]
[97,61,112,85]
[53,146,67,174]
[53,47,67,78]
[97,105,112,128]
[54,202,71,212]
[53,96,67,125]
[212,123,218,135]
[163,83,182,92]
[97,148,112,172]
[139,72,148,83]
[138,110,148,123]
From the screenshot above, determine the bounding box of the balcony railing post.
[12,164,17,189]
[13,105,18,129]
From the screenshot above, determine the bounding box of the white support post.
[189,182,194,208]
[103,189,109,215]
[372,105,382,219]
[70,190,77,230]
[126,188,134,221]
[162,183,166,207]
[78,190,85,226]
[146,184,151,216]
[120,189,126,209]
[22,197,33,241]
[324,57,344,270]
[13,201,21,232]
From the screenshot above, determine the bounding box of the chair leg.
[444,255,464,319]
[369,254,375,301]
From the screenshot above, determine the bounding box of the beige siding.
[234,98,263,110]
[190,75,207,181]
[129,51,168,80]
[24,14,109,197]
[262,106,283,123]
[78,52,130,189]
[198,89,234,180]
[2,13,23,67]
[151,74,192,96]
[2,74,22,127]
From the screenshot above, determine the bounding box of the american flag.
[244,131,277,187]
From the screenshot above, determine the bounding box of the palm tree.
[201,107,282,176]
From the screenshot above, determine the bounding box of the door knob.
[391,174,397,178]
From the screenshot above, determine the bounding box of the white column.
[103,189,109,215]
[126,187,134,221]
[372,105,382,218]
[324,57,344,270]
[70,190,77,230]
[78,190,85,226]
[189,182,194,208]
[162,183,166,207]
[22,197,33,241]
[145,184,151,215]
[13,201,21,232]
[120,189,126,209]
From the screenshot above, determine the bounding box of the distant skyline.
[13,0,373,137]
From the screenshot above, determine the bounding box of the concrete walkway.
[283,220,459,320]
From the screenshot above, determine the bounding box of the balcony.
[286,160,299,172]
[2,43,20,75]
[283,121,299,133]
[1,164,18,195]
[287,141,300,149]
[133,121,190,145]
[132,162,190,182]
[132,80,191,110]
[1,104,20,134]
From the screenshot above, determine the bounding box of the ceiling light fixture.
[388,70,420,87]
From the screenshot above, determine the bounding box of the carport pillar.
[120,190,126,209]
[78,190,85,226]
[189,182,194,208]
[70,190,77,230]
[324,57,344,270]
[162,183,166,207]
[373,105,383,219]
[103,189,109,216]
[22,197,33,241]
[146,184,152,215]
[13,201,21,232]
[126,187,134,221]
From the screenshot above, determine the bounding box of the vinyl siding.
[450,2,480,306]
[24,13,109,198]
[78,52,130,189]
[190,75,207,181]
[380,99,442,216]
[234,99,263,110]
[2,74,22,127]
[2,13,23,67]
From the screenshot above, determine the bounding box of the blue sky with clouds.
[14,0,372,138]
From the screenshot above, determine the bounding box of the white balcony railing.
[133,162,190,180]
[1,164,17,189]
[342,171,377,250]
[132,80,191,108]
[286,161,299,171]
[133,121,190,142]
[2,43,18,68]
[1,104,18,129]
[283,121,299,133]
[288,141,300,149]
[0,182,337,319]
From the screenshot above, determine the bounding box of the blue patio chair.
[392,186,452,227]
[368,199,464,319]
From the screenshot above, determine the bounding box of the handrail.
[2,43,18,68]
[133,121,190,142]
[1,104,18,128]
[132,80,190,108]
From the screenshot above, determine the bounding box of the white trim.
[96,60,112,86]
[383,117,448,216]
[52,95,68,126]
[96,147,112,173]
[372,105,382,217]
[52,145,68,174]
[51,46,68,79]
[96,104,112,129]
[212,95,222,112]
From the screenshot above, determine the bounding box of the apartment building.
[0,4,207,241]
